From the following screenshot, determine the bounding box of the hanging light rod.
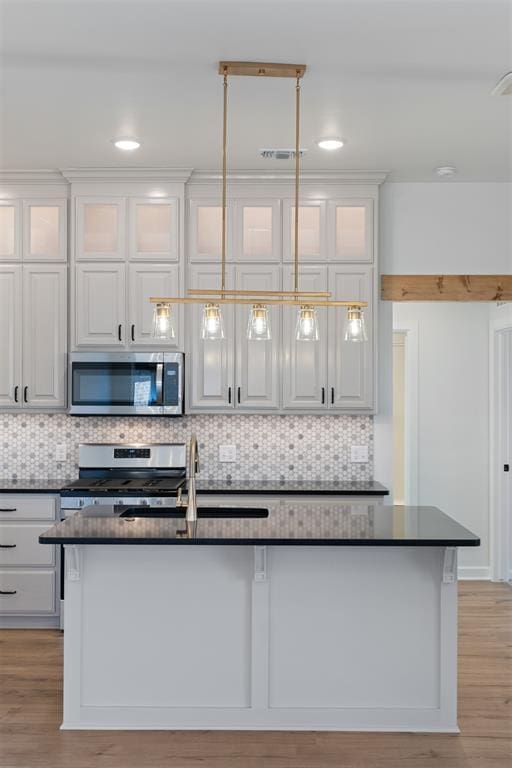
[218,61,306,78]
[150,296,366,308]
[186,289,332,297]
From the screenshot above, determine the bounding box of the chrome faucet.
[176,434,199,522]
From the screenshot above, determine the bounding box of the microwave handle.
[156,363,164,405]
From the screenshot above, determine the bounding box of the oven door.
[69,353,165,415]
[163,353,184,415]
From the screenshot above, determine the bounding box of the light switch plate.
[56,444,67,462]
[350,445,369,463]
[219,444,237,463]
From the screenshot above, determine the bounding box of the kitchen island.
[40,500,479,733]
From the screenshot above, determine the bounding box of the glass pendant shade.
[344,306,367,342]
[295,305,319,341]
[247,304,271,341]
[201,303,224,340]
[152,302,175,340]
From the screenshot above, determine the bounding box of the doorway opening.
[492,327,512,582]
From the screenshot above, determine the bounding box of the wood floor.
[0,581,510,768]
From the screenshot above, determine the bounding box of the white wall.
[377,182,512,578]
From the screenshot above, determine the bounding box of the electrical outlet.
[55,444,67,462]
[350,445,368,463]
[219,445,237,463]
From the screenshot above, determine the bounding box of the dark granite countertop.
[39,503,480,547]
[193,480,389,496]
[0,480,65,493]
[1,479,389,496]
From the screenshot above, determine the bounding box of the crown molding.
[189,169,388,185]
[60,167,194,184]
[0,169,67,184]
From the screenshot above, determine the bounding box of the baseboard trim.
[458,566,491,580]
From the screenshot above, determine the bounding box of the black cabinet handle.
[321,387,325,404]
[237,386,241,404]
[118,324,122,342]
[131,324,135,342]
[0,589,17,595]
[0,544,16,549]
[228,387,232,404]
[0,508,16,513]
[331,387,335,405]
[14,386,19,403]
[505,464,510,472]
[23,386,28,403]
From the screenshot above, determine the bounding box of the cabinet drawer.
[0,569,55,614]
[0,524,55,566]
[0,495,56,520]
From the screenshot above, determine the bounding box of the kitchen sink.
[118,507,269,519]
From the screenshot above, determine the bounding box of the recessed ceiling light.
[317,138,344,151]
[434,166,457,177]
[112,137,141,151]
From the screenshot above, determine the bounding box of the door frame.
[392,320,419,506]
[490,311,512,582]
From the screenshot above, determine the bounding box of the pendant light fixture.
[151,61,368,344]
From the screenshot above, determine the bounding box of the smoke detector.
[492,72,512,96]
[259,148,307,160]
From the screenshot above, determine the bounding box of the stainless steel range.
[60,443,187,516]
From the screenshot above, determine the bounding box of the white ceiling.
[0,0,511,180]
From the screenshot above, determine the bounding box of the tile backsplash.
[0,413,373,483]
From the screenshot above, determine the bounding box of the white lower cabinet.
[0,264,67,409]
[0,494,59,626]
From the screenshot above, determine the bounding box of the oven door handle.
[155,363,164,405]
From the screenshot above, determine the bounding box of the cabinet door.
[328,200,373,262]
[129,198,179,262]
[128,263,181,348]
[235,264,281,410]
[22,200,67,262]
[235,200,280,262]
[0,201,21,262]
[283,200,326,262]
[75,263,126,347]
[0,265,22,407]
[189,199,233,262]
[282,265,328,410]
[187,264,234,410]
[22,265,67,408]
[76,198,125,261]
[328,265,373,410]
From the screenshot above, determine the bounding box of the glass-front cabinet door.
[129,198,179,262]
[189,199,234,262]
[76,198,125,261]
[22,200,67,262]
[328,200,373,262]
[283,200,326,262]
[235,200,280,262]
[0,201,21,262]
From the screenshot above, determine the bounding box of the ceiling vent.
[259,148,307,160]
[492,72,512,96]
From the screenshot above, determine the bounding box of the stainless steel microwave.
[68,353,184,416]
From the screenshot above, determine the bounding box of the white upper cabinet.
[235,264,281,410]
[128,263,181,348]
[283,200,326,262]
[0,201,21,262]
[328,265,373,410]
[187,263,235,410]
[22,200,67,262]
[75,263,126,347]
[282,265,328,410]
[235,200,281,262]
[76,198,125,261]
[129,198,179,262]
[328,200,373,262]
[22,265,67,408]
[189,199,234,262]
[0,265,22,407]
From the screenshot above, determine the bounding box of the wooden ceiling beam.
[381,275,512,302]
